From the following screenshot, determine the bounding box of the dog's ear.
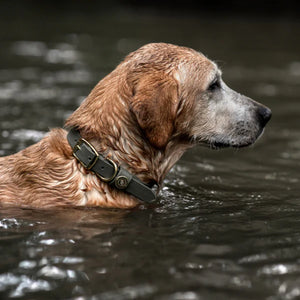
[130,72,178,149]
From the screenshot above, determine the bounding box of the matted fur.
[0,43,271,208]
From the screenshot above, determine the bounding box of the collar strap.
[67,128,156,203]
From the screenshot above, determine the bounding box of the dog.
[0,43,271,208]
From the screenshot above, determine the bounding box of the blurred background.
[0,1,300,299]
[0,0,299,152]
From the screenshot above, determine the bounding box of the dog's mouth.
[199,128,265,150]
[209,140,253,150]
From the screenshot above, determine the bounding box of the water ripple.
[11,41,81,65]
[0,273,52,298]
[258,263,300,276]
[83,284,157,300]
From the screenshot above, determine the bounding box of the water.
[0,4,300,299]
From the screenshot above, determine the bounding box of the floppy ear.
[131,73,178,149]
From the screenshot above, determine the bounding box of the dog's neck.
[73,120,190,187]
[65,70,191,187]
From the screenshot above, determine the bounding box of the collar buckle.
[73,138,99,170]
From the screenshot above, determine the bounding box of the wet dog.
[0,43,271,208]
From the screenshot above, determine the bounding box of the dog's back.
[0,129,80,207]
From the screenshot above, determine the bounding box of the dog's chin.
[209,127,266,150]
[198,134,263,150]
[192,125,266,150]
[204,140,253,150]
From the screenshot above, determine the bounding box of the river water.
[0,5,300,300]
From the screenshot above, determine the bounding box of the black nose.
[257,106,272,127]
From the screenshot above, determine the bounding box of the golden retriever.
[0,43,271,208]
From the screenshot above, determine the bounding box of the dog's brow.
[208,68,221,85]
[213,67,222,78]
[208,71,216,83]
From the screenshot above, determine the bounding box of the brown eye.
[208,78,220,91]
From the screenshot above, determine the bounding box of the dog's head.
[126,43,271,149]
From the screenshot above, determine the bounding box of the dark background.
[0,0,299,18]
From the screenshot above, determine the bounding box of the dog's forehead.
[174,53,219,89]
[126,44,221,89]
[208,61,222,81]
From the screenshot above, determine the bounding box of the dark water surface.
[0,6,300,300]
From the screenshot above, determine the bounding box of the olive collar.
[67,128,156,203]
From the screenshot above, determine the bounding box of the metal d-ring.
[97,158,118,182]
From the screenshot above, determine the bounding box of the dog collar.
[67,128,156,203]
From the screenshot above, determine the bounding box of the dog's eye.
[208,78,220,91]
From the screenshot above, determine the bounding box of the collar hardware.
[97,158,118,182]
[115,176,130,189]
[73,138,99,170]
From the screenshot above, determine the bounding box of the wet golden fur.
[0,43,268,208]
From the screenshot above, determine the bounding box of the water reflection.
[0,207,131,298]
[0,273,52,298]
[11,41,81,65]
